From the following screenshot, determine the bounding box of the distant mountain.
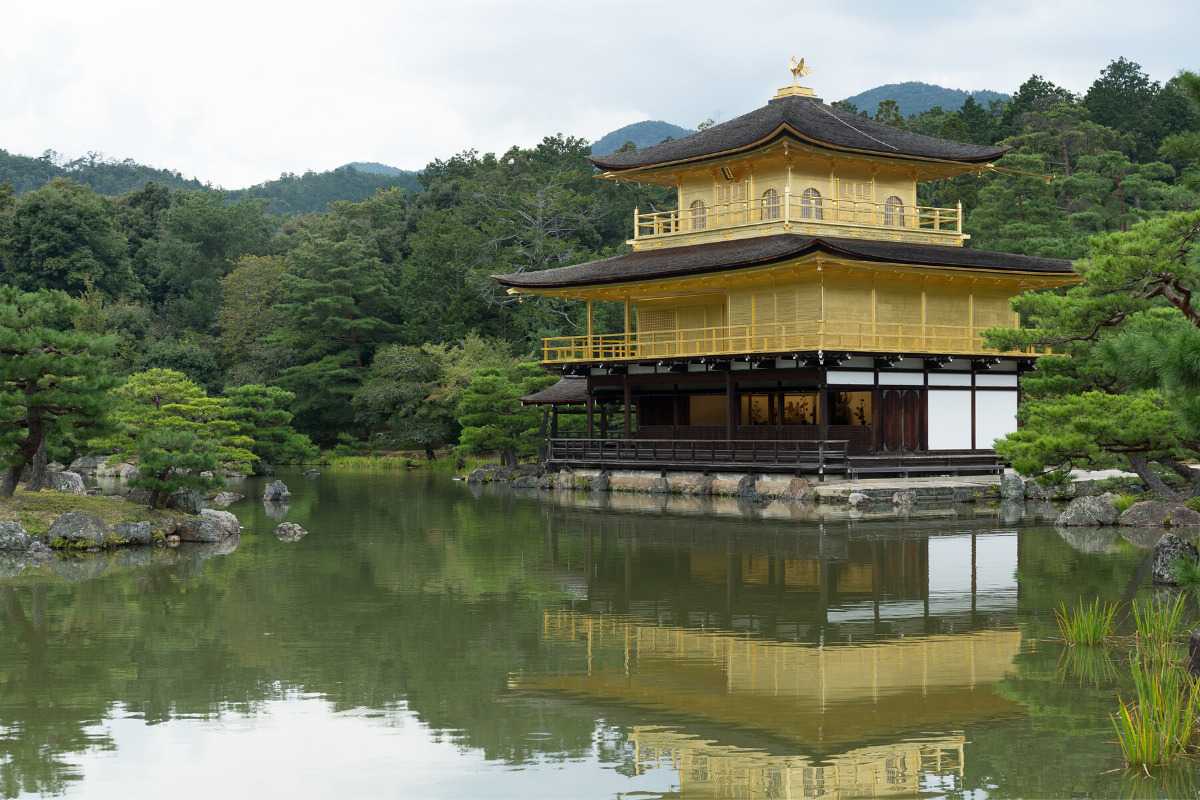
[0,149,206,195]
[230,166,421,214]
[0,149,423,214]
[841,82,1009,117]
[591,121,695,156]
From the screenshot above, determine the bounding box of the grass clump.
[326,454,419,472]
[1131,594,1188,658]
[1113,494,1140,514]
[1055,597,1120,645]
[1112,656,1200,768]
[1185,496,1200,513]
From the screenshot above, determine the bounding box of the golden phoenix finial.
[789,56,809,82]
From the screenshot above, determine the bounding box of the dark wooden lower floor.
[546,437,1003,478]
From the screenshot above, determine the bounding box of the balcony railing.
[634,194,962,242]
[542,320,1039,364]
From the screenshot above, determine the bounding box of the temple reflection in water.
[513,505,1026,798]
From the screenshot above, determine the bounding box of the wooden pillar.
[586,396,594,439]
[586,299,594,357]
[599,404,608,439]
[551,405,559,438]
[622,374,632,436]
[819,374,830,442]
[623,297,632,358]
[725,371,736,441]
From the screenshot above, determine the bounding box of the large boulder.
[263,480,291,502]
[847,492,869,508]
[47,512,110,548]
[0,521,33,551]
[167,489,205,514]
[1000,472,1026,501]
[1151,533,1200,584]
[112,521,155,546]
[200,509,241,538]
[96,461,138,481]
[46,470,86,495]
[175,516,229,543]
[274,522,308,542]
[1056,494,1120,527]
[68,455,113,477]
[1119,500,1200,528]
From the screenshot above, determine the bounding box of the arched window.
[883,195,906,227]
[800,187,823,221]
[689,199,707,231]
[761,188,780,220]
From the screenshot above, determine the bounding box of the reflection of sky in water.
[65,699,679,800]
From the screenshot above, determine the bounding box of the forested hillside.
[0,150,422,214]
[591,121,695,155]
[841,81,1008,117]
[1,58,1197,456]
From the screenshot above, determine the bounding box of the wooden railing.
[634,193,962,242]
[542,319,1039,363]
[548,438,849,474]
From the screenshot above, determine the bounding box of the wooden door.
[880,389,923,453]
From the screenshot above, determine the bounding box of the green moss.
[1184,496,1200,513]
[0,488,187,540]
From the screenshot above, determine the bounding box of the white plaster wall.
[975,390,1018,450]
[927,391,972,450]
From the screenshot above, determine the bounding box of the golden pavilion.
[497,64,1077,476]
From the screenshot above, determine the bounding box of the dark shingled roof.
[521,377,589,405]
[495,235,1074,290]
[590,95,1006,171]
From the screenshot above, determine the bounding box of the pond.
[0,471,1185,798]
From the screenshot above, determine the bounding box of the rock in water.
[47,470,86,495]
[303,469,321,479]
[200,509,241,538]
[112,521,154,546]
[847,492,869,508]
[0,521,33,551]
[68,455,114,477]
[176,516,229,543]
[263,480,291,502]
[274,522,308,542]
[1151,533,1200,584]
[47,512,110,548]
[209,491,244,508]
[1000,472,1026,501]
[1056,494,1120,527]
[1119,500,1200,528]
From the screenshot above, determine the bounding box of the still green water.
[0,471,1185,798]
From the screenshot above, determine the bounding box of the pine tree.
[0,288,116,496]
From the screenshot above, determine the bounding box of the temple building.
[499,65,1077,476]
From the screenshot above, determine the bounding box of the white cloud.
[2,0,1195,187]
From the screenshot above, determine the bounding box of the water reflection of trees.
[0,474,1155,797]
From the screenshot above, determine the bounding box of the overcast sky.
[4,0,1197,188]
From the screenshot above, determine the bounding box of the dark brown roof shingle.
[521,377,589,405]
[495,235,1074,290]
[590,95,1006,171]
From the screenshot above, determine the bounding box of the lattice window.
[689,200,707,231]
[761,188,780,220]
[800,187,823,220]
[637,307,676,332]
[972,293,1014,330]
[883,195,906,227]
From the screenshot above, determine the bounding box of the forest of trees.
[1,58,1198,473]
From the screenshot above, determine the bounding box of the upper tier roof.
[589,94,1007,172]
[495,235,1074,290]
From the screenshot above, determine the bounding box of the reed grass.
[1111,656,1200,768]
[1131,594,1188,659]
[326,454,419,471]
[1055,597,1120,646]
